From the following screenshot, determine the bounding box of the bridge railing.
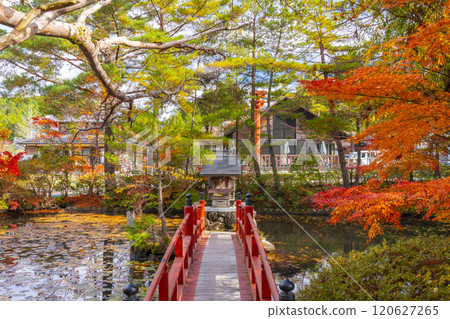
[236,193,280,301]
[144,193,205,301]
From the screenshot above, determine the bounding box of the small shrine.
[200,150,241,230]
[200,150,241,207]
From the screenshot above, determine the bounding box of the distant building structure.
[16,115,104,165]
[223,97,350,171]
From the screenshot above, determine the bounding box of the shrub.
[237,174,315,213]
[297,235,450,301]
[125,214,159,251]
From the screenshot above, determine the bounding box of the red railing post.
[184,193,194,262]
[244,193,253,269]
[191,203,197,248]
[176,234,184,286]
[184,194,193,237]
[159,264,169,301]
[261,270,272,301]
[235,192,241,234]
[200,192,205,232]
[251,233,258,284]
[244,193,253,237]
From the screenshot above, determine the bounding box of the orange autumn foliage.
[313,177,450,240]
[302,0,450,178]
[0,127,24,179]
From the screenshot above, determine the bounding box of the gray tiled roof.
[200,153,241,176]
[17,135,104,145]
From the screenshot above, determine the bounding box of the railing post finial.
[236,192,241,200]
[123,282,140,301]
[186,193,192,207]
[279,279,296,301]
[245,193,252,206]
[200,192,204,201]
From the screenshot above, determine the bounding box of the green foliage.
[0,196,8,212]
[0,97,43,139]
[298,235,450,301]
[17,145,78,197]
[102,187,136,211]
[290,155,343,186]
[237,174,315,212]
[125,214,158,251]
[197,82,248,127]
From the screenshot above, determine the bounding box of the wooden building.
[224,99,349,171]
[16,115,104,165]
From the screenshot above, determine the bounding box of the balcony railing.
[259,154,339,170]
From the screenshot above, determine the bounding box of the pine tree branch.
[0,0,97,50]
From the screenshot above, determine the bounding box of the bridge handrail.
[144,194,205,301]
[236,197,280,301]
[144,214,189,300]
[246,212,279,299]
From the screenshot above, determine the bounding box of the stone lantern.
[200,150,241,230]
[201,150,241,207]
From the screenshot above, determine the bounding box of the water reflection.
[0,212,160,301]
[256,214,450,291]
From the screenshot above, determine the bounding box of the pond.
[256,214,450,292]
[1,211,449,300]
[0,211,181,301]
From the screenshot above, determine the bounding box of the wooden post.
[244,193,253,237]
[184,194,193,237]
[251,233,258,283]
[244,193,253,268]
[255,106,261,165]
[159,264,169,301]
[236,192,241,234]
[254,91,266,165]
[176,235,183,257]
[191,201,197,249]
[184,194,193,261]
[261,270,271,301]
[200,192,205,232]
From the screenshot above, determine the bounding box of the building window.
[272,116,296,140]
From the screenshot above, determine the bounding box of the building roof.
[17,135,104,146]
[200,151,241,176]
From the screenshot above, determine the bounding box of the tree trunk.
[235,75,240,155]
[354,118,361,186]
[318,35,350,188]
[185,90,197,176]
[434,150,440,179]
[250,13,261,177]
[157,164,167,241]
[335,138,350,188]
[104,123,116,193]
[155,134,168,242]
[266,28,283,189]
[266,115,280,188]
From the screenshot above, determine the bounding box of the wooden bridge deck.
[182,231,253,301]
[144,196,280,301]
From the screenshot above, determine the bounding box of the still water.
[0,211,448,300]
[0,211,180,301]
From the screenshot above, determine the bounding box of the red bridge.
[144,193,280,301]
